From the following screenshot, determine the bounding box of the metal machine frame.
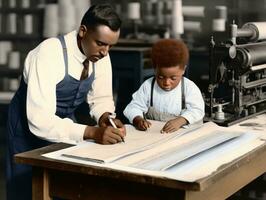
[206,21,266,126]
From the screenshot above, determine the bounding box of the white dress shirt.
[23,31,115,144]
[123,77,205,124]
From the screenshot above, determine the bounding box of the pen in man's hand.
[108,114,125,143]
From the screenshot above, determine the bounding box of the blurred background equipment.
[206,21,266,126]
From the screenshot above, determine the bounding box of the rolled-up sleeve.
[123,80,150,123]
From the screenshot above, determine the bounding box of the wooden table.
[15,141,266,200]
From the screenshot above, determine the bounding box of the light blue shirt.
[123,77,205,124]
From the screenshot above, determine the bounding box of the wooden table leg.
[32,167,51,200]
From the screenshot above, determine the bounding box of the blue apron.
[6,35,95,200]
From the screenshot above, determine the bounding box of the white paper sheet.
[231,113,266,135]
[129,131,241,171]
[62,120,201,163]
[43,120,266,182]
[165,132,264,181]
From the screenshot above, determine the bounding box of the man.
[6,4,125,200]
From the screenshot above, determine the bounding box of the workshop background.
[0,0,265,199]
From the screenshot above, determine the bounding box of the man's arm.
[87,54,116,123]
[25,38,85,144]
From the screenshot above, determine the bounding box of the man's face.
[155,66,184,91]
[78,25,120,63]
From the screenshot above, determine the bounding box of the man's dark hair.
[81,4,122,31]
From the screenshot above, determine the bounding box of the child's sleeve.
[123,80,151,123]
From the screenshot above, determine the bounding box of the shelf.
[0,91,15,104]
[0,4,44,96]
[117,39,153,47]
[0,7,44,41]
[0,7,43,14]
[0,67,22,78]
[0,34,43,41]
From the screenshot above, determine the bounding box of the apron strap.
[150,76,186,109]
[58,35,68,76]
[92,62,95,76]
[181,76,186,109]
[150,76,156,107]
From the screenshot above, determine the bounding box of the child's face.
[155,66,184,91]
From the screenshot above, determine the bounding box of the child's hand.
[161,116,188,133]
[133,116,151,131]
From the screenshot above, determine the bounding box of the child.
[123,39,205,133]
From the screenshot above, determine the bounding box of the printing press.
[206,21,266,126]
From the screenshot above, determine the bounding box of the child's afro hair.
[151,39,189,70]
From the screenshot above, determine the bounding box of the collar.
[65,30,87,63]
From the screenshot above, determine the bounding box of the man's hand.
[83,126,125,144]
[95,112,126,143]
[161,116,188,133]
[98,112,112,127]
[133,116,151,131]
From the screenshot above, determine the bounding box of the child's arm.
[133,115,151,131]
[161,116,188,133]
[180,79,205,125]
[124,79,151,125]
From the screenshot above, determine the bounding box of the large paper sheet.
[127,131,241,171]
[62,120,201,163]
[43,120,265,182]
